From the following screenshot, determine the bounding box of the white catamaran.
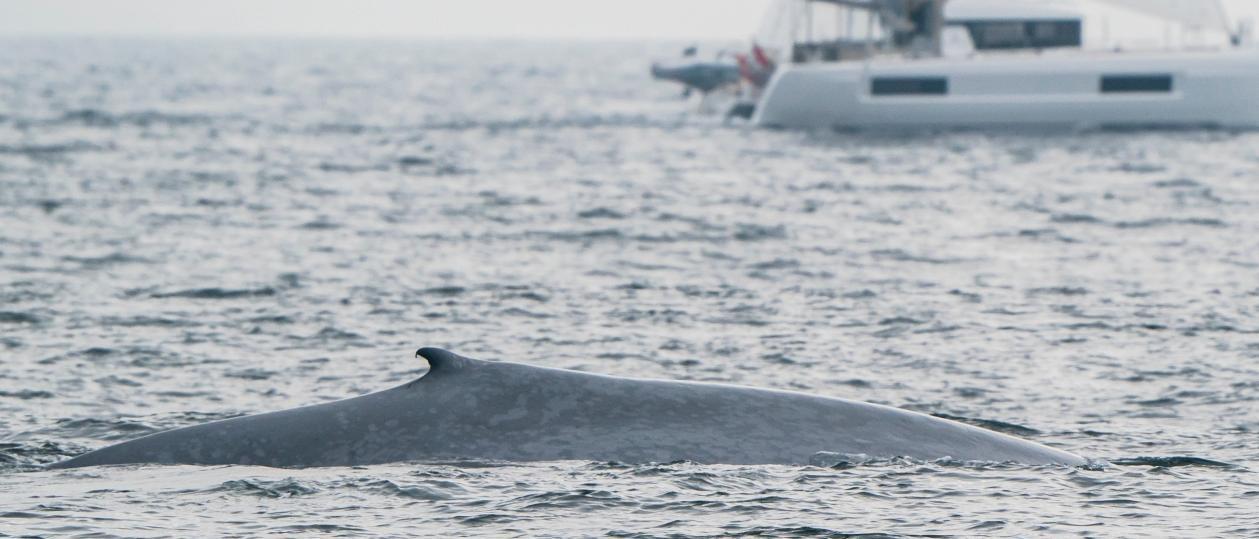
[749,0,1259,129]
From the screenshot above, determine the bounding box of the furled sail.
[1094,0,1229,32]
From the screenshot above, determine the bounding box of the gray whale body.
[51,348,1086,468]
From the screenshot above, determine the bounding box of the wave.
[55,108,215,128]
[0,141,109,156]
[1109,456,1237,468]
[1050,213,1228,229]
[150,287,277,299]
[0,311,44,324]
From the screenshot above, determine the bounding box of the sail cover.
[1094,0,1229,32]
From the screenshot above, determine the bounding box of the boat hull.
[753,49,1259,129]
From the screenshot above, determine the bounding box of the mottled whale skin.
[50,348,1085,468]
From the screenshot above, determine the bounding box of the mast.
[925,0,945,56]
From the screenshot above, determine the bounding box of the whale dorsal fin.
[415,347,477,374]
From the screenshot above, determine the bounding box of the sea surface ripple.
[2,38,1258,537]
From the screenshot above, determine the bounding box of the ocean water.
[2,38,1259,537]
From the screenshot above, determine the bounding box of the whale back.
[413,349,1082,465]
[51,348,1085,468]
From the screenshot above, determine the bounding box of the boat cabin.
[947,1,1082,50]
[781,0,1086,64]
[776,0,1237,64]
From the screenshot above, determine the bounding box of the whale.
[50,348,1086,468]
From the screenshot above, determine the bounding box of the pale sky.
[1,0,1257,40]
[0,0,775,40]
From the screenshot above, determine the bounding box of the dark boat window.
[953,20,1081,50]
[871,77,948,96]
[1100,75,1174,93]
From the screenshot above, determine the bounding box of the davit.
[51,348,1086,468]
